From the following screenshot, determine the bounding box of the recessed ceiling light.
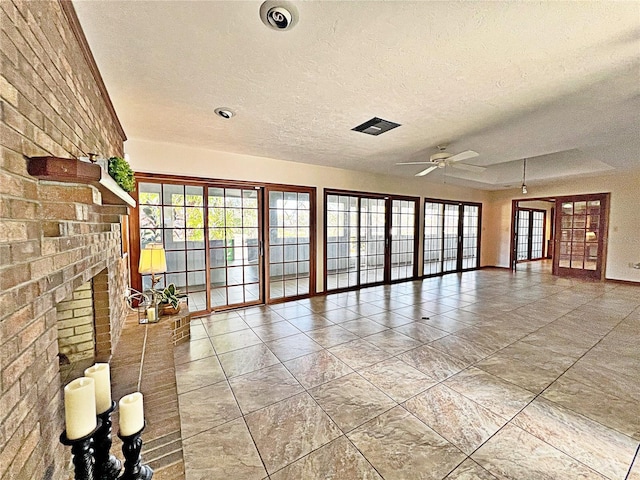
[215,108,234,119]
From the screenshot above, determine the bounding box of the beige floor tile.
[245,393,341,474]
[475,355,560,393]
[229,363,303,414]
[241,310,285,327]
[266,333,324,362]
[284,350,353,389]
[512,397,639,479]
[398,345,470,381]
[201,316,249,336]
[429,334,495,364]
[304,324,360,348]
[363,329,423,355]
[444,459,498,479]
[444,367,535,420]
[542,375,640,440]
[175,355,226,394]
[420,315,473,333]
[359,358,436,402]
[472,424,608,480]
[368,310,417,327]
[348,406,466,480]
[328,339,392,370]
[340,318,390,337]
[217,343,280,378]
[178,381,241,439]
[309,373,396,432]
[269,436,382,480]
[393,322,449,343]
[251,320,301,342]
[285,314,334,332]
[405,384,507,454]
[174,338,215,365]
[183,417,266,480]
[210,329,263,354]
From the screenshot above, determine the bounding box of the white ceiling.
[73,1,640,190]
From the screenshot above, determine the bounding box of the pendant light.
[521,159,528,194]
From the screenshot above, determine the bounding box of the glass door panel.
[208,187,262,308]
[326,194,358,290]
[267,189,312,300]
[391,199,416,281]
[138,182,206,311]
[360,198,386,285]
[531,211,545,259]
[443,204,460,273]
[516,210,530,261]
[423,202,444,276]
[462,205,480,269]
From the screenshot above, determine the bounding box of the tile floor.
[174,263,640,480]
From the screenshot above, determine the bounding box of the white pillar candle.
[64,377,97,440]
[84,363,112,414]
[119,392,144,436]
[146,307,156,322]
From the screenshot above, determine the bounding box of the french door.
[423,200,481,276]
[133,176,315,313]
[553,194,609,280]
[325,191,418,292]
[516,208,546,261]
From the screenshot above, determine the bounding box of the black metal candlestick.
[95,401,122,480]
[118,423,153,480]
[60,420,102,480]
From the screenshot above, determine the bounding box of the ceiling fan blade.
[447,150,479,163]
[449,163,486,173]
[396,161,436,165]
[416,166,438,177]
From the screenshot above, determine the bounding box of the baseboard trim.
[606,278,640,286]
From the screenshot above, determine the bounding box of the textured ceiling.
[73,1,640,190]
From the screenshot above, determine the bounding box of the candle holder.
[118,422,153,480]
[95,401,122,480]
[60,419,102,480]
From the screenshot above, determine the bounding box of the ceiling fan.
[397,145,484,177]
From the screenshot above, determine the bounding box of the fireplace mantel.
[28,156,136,207]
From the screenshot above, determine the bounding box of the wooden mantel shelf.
[27,156,136,208]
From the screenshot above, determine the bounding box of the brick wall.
[0,1,129,479]
[56,280,95,362]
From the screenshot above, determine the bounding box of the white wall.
[126,138,489,292]
[484,171,640,282]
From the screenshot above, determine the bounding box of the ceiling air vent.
[352,117,401,136]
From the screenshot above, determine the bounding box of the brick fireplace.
[0,1,133,478]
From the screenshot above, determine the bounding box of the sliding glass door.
[134,176,315,312]
[325,191,418,292]
[423,199,481,276]
[208,187,262,308]
[267,188,314,301]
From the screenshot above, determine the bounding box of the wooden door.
[553,193,609,280]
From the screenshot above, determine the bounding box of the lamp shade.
[138,243,167,274]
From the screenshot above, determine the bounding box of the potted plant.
[108,156,135,192]
[158,283,182,315]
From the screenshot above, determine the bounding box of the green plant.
[158,283,181,309]
[108,156,135,192]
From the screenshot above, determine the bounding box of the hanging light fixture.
[521,158,528,194]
